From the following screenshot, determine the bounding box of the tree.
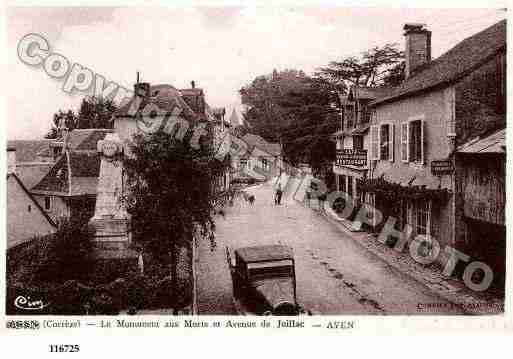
[76,96,117,129]
[317,43,404,89]
[45,96,117,138]
[36,215,95,283]
[240,69,340,174]
[45,110,77,139]
[123,129,226,304]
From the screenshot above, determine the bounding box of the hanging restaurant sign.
[431,160,454,176]
[336,149,367,167]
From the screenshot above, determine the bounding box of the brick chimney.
[7,147,16,175]
[404,23,431,78]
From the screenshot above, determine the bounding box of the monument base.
[90,216,132,250]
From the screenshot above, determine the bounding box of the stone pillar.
[90,133,131,250]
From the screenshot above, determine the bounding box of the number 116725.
[49,345,80,353]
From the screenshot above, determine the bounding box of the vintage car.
[226,244,308,315]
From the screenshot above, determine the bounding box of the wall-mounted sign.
[337,149,367,167]
[431,160,454,176]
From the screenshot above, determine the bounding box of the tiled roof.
[115,84,198,120]
[32,151,101,196]
[44,129,111,152]
[242,133,281,156]
[7,140,52,162]
[15,162,53,189]
[31,155,69,194]
[350,86,394,101]
[74,129,112,150]
[371,20,506,106]
[457,128,505,154]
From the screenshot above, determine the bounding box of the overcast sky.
[6,6,506,139]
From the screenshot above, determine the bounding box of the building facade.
[7,148,56,249]
[361,21,506,285]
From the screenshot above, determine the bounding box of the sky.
[6,6,507,139]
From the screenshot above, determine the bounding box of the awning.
[457,129,505,154]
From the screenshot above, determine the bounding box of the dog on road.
[248,195,255,205]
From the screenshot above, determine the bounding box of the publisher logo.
[14,295,50,311]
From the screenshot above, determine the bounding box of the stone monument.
[90,132,132,250]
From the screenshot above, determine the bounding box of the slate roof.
[242,133,281,157]
[73,129,112,150]
[6,140,52,162]
[32,151,101,196]
[371,20,506,106]
[349,86,394,101]
[15,162,53,189]
[115,84,198,121]
[457,128,506,154]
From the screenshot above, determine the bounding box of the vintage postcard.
[1,1,511,354]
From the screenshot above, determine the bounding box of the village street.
[196,180,464,315]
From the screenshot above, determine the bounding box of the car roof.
[235,245,294,263]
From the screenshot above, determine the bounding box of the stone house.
[6,147,56,249]
[233,133,282,181]
[332,86,392,202]
[114,80,230,195]
[30,129,112,224]
[363,20,506,283]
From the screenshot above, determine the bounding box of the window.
[27,205,31,212]
[407,200,431,236]
[409,119,423,163]
[361,108,371,124]
[261,157,269,171]
[44,196,51,211]
[379,123,394,161]
[347,176,353,197]
[416,201,430,235]
[353,135,363,151]
[401,117,425,163]
[370,125,379,160]
[401,122,409,162]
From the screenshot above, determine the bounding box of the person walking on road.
[305,186,311,207]
[275,183,283,205]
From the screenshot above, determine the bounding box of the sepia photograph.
[4,5,507,319]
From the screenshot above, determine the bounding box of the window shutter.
[370,125,379,160]
[401,122,408,162]
[421,119,426,164]
[389,123,395,162]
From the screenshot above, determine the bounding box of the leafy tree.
[123,129,226,302]
[45,96,117,138]
[317,43,404,89]
[45,110,77,139]
[35,215,95,283]
[76,96,117,129]
[240,69,339,174]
